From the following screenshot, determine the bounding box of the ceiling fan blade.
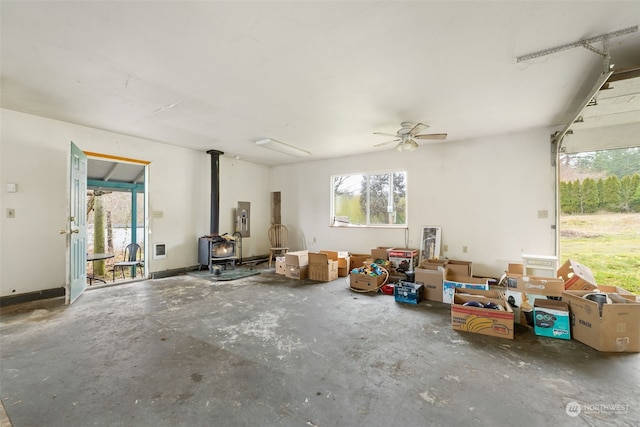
[407,122,427,135]
[373,131,398,138]
[374,139,399,147]
[413,133,447,140]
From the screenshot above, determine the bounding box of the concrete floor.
[1,266,638,427]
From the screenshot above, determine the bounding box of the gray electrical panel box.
[235,201,250,237]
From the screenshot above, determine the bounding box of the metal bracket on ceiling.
[534,28,638,164]
[516,26,637,73]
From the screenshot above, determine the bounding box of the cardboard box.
[371,246,392,261]
[414,267,447,302]
[394,281,423,305]
[451,293,514,339]
[308,251,339,282]
[443,275,490,304]
[275,256,286,275]
[455,287,504,300]
[447,260,472,277]
[505,274,565,297]
[533,299,570,340]
[595,285,639,303]
[508,263,523,274]
[337,251,350,277]
[349,273,385,291]
[557,259,597,291]
[349,254,370,271]
[419,259,449,270]
[285,250,309,280]
[388,248,419,274]
[563,290,640,352]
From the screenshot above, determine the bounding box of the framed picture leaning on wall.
[420,225,442,264]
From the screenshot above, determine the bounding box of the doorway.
[558,147,640,294]
[85,153,149,285]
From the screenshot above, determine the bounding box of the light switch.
[6,183,17,193]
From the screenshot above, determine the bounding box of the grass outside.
[560,213,640,294]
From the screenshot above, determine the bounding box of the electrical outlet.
[462,245,468,253]
[7,208,15,218]
[443,244,449,252]
[538,210,549,219]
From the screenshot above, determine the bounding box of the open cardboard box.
[595,285,639,303]
[563,290,640,352]
[443,274,491,304]
[308,251,339,282]
[557,259,598,291]
[447,260,472,277]
[350,273,385,291]
[505,274,565,297]
[349,253,371,271]
[419,259,449,270]
[337,251,350,277]
[371,246,392,261]
[451,291,514,340]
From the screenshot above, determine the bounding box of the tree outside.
[86,190,144,282]
[559,147,640,293]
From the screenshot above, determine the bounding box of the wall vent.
[153,243,167,259]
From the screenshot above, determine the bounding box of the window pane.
[368,173,391,224]
[332,171,406,227]
[333,174,365,225]
[393,171,407,225]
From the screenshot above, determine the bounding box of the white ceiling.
[2,1,639,166]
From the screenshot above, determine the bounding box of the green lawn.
[560,213,640,294]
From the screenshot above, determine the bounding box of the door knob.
[59,229,79,234]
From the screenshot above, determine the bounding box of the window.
[331,171,407,227]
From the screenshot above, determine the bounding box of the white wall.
[0,109,270,297]
[270,129,558,278]
[218,156,272,259]
[0,107,558,298]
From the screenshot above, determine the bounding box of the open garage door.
[560,67,640,154]
[557,67,640,294]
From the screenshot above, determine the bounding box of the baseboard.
[238,254,269,265]
[0,287,66,307]
[150,265,201,279]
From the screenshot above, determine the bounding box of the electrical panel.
[235,201,250,237]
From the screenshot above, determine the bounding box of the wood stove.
[199,236,236,272]
[198,149,237,272]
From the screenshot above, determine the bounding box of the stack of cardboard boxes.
[275,250,349,282]
[410,256,640,350]
[272,247,639,352]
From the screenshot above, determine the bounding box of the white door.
[67,142,88,304]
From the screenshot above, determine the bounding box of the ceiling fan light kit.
[255,138,311,157]
[395,139,419,152]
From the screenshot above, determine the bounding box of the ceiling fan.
[373,122,447,152]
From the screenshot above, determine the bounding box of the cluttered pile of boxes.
[274,248,639,353]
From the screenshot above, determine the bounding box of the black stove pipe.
[206,150,224,235]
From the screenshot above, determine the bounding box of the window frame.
[330,169,408,228]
